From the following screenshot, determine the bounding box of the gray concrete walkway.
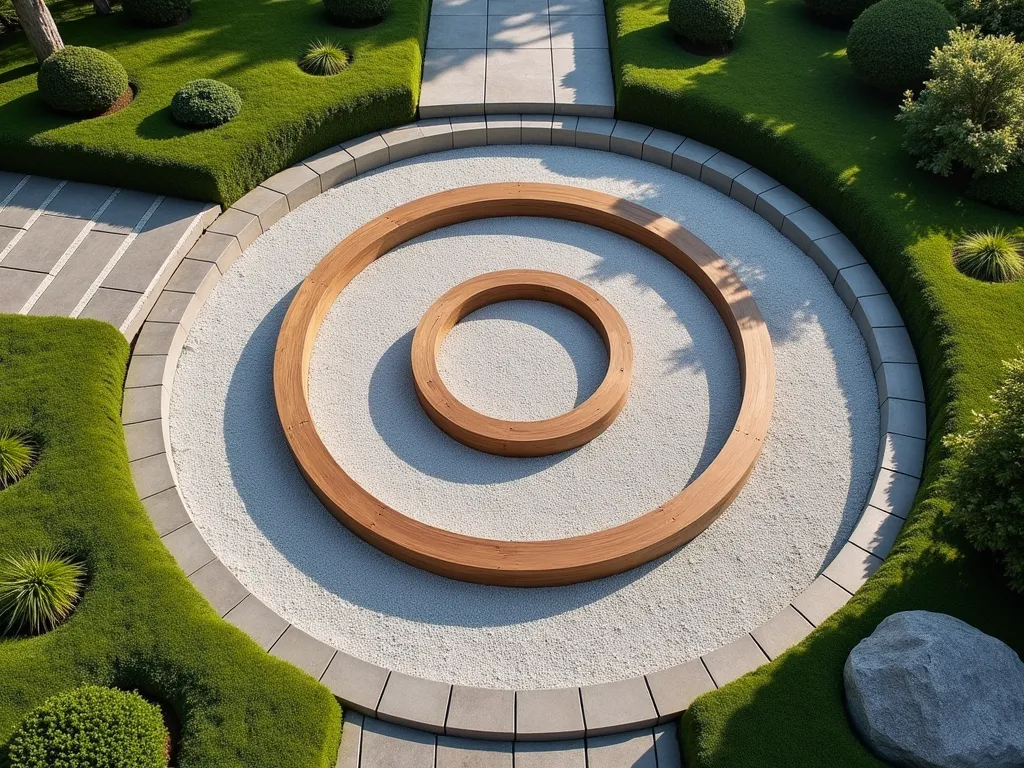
[0,171,217,338]
[337,713,682,768]
[419,0,615,117]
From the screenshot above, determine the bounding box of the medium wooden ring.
[274,182,774,587]
[411,270,633,457]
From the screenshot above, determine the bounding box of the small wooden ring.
[411,270,633,457]
[274,182,774,587]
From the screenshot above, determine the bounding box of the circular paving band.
[273,182,775,587]
[412,269,634,457]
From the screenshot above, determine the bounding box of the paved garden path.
[337,712,682,768]
[0,171,217,339]
[419,0,615,117]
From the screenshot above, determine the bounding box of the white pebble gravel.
[169,145,878,688]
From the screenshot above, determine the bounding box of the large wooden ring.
[411,270,633,457]
[274,182,774,587]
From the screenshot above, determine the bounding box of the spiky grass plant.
[0,550,86,635]
[0,427,35,489]
[298,39,351,76]
[953,228,1024,283]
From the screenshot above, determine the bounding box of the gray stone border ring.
[411,269,634,457]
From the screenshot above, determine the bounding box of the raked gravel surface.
[169,145,878,689]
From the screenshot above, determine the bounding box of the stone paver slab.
[641,129,685,168]
[586,730,657,768]
[514,740,586,768]
[162,522,215,576]
[261,164,322,210]
[654,724,682,768]
[552,48,614,117]
[849,505,904,559]
[730,167,779,210]
[823,542,884,593]
[877,363,925,405]
[207,207,261,251]
[0,176,62,229]
[551,115,579,145]
[322,651,390,715]
[521,114,553,144]
[189,559,248,616]
[489,0,546,13]
[46,181,115,221]
[122,384,163,425]
[123,419,164,462]
[575,115,615,150]
[672,139,717,179]
[28,230,124,316]
[549,14,608,48]
[609,120,653,158]
[580,677,658,735]
[488,15,550,48]
[341,134,390,175]
[700,152,751,196]
[233,185,288,231]
[486,49,553,112]
[879,432,925,479]
[79,287,143,330]
[451,116,488,146]
[377,671,451,733]
[835,263,887,310]
[223,594,289,650]
[421,49,487,117]
[303,145,357,190]
[516,686,585,740]
[549,0,604,10]
[807,232,865,282]
[0,267,44,312]
[754,185,809,230]
[437,737,512,768]
[487,115,522,144]
[270,625,336,679]
[868,467,919,519]
[881,398,928,444]
[129,452,174,499]
[336,711,363,768]
[2,213,87,273]
[701,634,767,687]
[142,486,189,536]
[93,189,160,235]
[445,686,514,739]
[792,575,852,626]
[361,717,435,768]
[433,0,486,13]
[645,659,715,720]
[750,605,815,660]
[781,206,839,254]
[431,14,488,47]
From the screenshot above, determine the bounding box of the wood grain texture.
[411,269,633,457]
[274,182,775,587]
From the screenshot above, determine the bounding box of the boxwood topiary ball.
[847,0,955,94]
[171,79,241,129]
[37,46,129,116]
[122,0,190,27]
[669,0,746,46]
[323,0,390,25]
[7,686,167,768]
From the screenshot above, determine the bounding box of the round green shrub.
[299,39,351,75]
[804,0,878,25]
[323,0,390,26]
[958,0,1024,42]
[952,228,1024,281]
[945,351,1024,591]
[0,549,86,635]
[121,0,190,27]
[669,0,746,45]
[171,79,241,129]
[37,46,129,116]
[847,0,955,94]
[0,427,35,489]
[7,686,167,768]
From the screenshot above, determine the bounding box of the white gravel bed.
[169,145,878,689]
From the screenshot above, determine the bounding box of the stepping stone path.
[0,171,216,338]
[420,0,615,117]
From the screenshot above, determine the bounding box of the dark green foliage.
[7,686,167,768]
[36,46,128,116]
[0,549,85,635]
[607,0,1024,763]
[121,0,190,27]
[958,0,1024,41]
[968,165,1024,212]
[0,0,428,204]
[0,316,342,767]
[669,0,746,44]
[299,39,352,75]
[323,0,391,25]
[171,79,241,128]
[804,0,878,25]
[847,0,954,94]
[0,427,34,489]
[952,228,1024,280]
[945,354,1024,589]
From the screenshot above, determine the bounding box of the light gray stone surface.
[581,678,658,735]
[701,635,768,687]
[445,686,514,739]
[751,606,815,660]
[516,687,585,740]
[270,625,336,679]
[645,659,716,721]
[845,611,1024,768]
[377,672,451,733]
[223,594,288,650]
[321,651,391,715]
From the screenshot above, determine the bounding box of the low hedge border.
[0,316,341,768]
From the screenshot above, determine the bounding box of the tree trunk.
[93,0,113,14]
[10,0,63,62]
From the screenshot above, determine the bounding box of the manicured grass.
[606,0,1024,764]
[0,0,428,204]
[0,315,341,768]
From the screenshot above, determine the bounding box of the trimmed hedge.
[171,79,241,128]
[122,0,190,27]
[8,686,167,768]
[0,316,342,768]
[669,0,746,44]
[607,0,1024,764]
[324,0,391,26]
[969,165,1024,213]
[37,46,128,116]
[847,0,954,94]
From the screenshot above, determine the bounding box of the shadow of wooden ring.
[274,182,774,586]
[411,269,633,457]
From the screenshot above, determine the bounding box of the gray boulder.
[844,610,1024,768]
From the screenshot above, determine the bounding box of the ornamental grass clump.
[945,352,1024,591]
[0,550,86,635]
[0,427,35,489]
[7,686,168,768]
[953,228,1024,281]
[299,39,351,75]
[898,28,1024,177]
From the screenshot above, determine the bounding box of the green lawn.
[0,0,428,204]
[0,315,341,768]
[606,0,1024,764]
